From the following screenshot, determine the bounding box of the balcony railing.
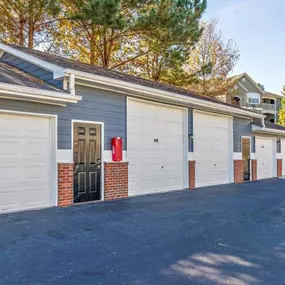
[261,103,276,112]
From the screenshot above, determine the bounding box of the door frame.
[71,120,105,201]
[0,109,58,207]
[255,136,277,179]
[241,136,252,181]
[193,109,234,186]
[127,97,189,190]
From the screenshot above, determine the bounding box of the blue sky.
[205,0,285,94]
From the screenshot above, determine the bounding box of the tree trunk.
[19,17,25,46]
[90,40,95,65]
[28,24,34,48]
[103,33,108,68]
[28,0,34,48]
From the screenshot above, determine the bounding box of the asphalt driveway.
[1,179,285,285]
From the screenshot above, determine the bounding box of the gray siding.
[233,117,253,152]
[188,108,193,152]
[237,76,263,108]
[0,52,63,89]
[0,85,126,150]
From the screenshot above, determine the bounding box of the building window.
[247,92,260,104]
[262,98,275,104]
[277,139,281,153]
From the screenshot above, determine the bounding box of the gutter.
[252,124,285,136]
[0,83,82,106]
[66,69,265,120]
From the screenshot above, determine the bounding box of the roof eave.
[252,124,285,136]
[0,42,66,79]
[0,83,82,106]
[68,69,264,119]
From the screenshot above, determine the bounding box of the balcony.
[261,103,276,113]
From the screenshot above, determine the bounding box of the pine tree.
[0,0,61,48]
[278,86,285,126]
[56,0,206,71]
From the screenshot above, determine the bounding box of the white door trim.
[0,109,58,207]
[71,119,105,201]
[127,97,188,191]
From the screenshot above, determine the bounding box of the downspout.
[69,73,76,95]
[261,116,265,128]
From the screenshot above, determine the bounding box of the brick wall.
[277,159,283,177]
[188,161,195,189]
[58,163,74,207]
[251,159,257,181]
[104,162,128,200]
[234,160,244,183]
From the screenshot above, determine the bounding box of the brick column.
[251,159,257,181]
[58,163,74,207]
[234,160,244,183]
[104,162,128,200]
[188,161,195,189]
[277,159,282,177]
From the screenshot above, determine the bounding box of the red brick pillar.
[277,159,282,177]
[58,163,74,207]
[104,162,129,200]
[188,161,195,189]
[234,160,244,183]
[251,159,257,181]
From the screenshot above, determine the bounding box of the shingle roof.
[264,91,283,98]
[0,61,64,92]
[1,42,253,110]
[253,119,285,131]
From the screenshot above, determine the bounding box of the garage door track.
[1,179,285,285]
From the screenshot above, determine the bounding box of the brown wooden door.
[73,123,101,203]
[242,138,251,181]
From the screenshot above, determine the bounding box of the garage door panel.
[194,112,232,187]
[0,114,53,213]
[128,99,184,196]
[256,137,275,179]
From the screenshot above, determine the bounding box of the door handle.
[74,164,79,174]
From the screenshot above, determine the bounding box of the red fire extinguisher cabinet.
[112,137,123,162]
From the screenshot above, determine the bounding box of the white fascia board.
[252,124,285,136]
[68,69,264,119]
[0,43,66,79]
[0,83,82,106]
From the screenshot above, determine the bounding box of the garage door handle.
[214,163,217,166]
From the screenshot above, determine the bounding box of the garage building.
[0,42,284,213]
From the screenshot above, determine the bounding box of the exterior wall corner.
[58,163,74,207]
[188,160,195,189]
[277,159,282,177]
[104,162,129,200]
[251,159,257,181]
[234,160,244,183]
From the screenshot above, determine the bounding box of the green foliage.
[278,86,285,126]
[0,0,207,83]
[257,83,265,91]
[0,0,61,48]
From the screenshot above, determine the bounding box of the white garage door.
[282,139,285,176]
[194,111,233,187]
[0,113,53,213]
[127,99,185,196]
[256,137,276,179]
